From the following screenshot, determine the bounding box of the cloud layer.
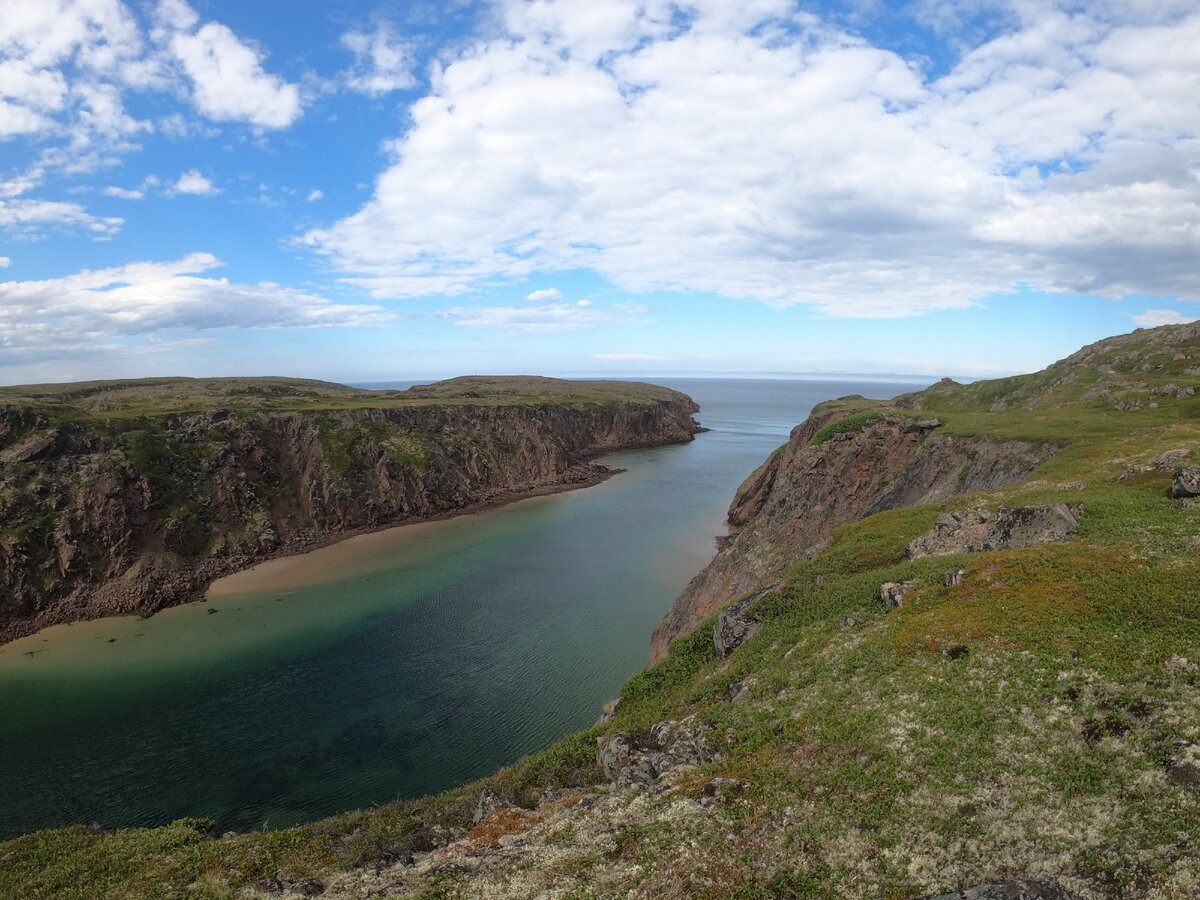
[303,0,1200,317]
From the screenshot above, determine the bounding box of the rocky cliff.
[0,376,700,644]
[651,406,1058,661]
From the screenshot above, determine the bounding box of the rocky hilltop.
[0,375,700,644]
[4,326,1200,900]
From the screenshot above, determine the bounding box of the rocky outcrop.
[713,582,780,657]
[595,718,716,789]
[651,410,1057,661]
[906,504,1079,559]
[0,388,699,644]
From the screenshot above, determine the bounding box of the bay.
[0,377,928,839]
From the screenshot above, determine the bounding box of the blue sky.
[1,0,1198,385]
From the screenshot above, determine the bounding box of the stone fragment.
[944,569,965,587]
[1177,387,1195,399]
[901,417,944,433]
[880,580,912,611]
[1170,466,1200,499]
[293,881,325,897]
[923,879,1079,900]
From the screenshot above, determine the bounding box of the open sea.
[0,377,929,839]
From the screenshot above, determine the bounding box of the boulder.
[1154,448,1191,469]
[923,880,1078,900]
[880,581,912,611]
[907,505,1078,559]
[906,508,993,559]
[944,569,966,587]
[979,504,1079,552]
[1170,465,1200,499]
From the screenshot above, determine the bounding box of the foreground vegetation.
[3,327,1199,898]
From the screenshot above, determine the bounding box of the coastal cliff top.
[0,374,692,418]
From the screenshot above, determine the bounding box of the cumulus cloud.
[340,22,417,95]
[0,253,391,357]
[163,12,302,129]
[0,256,10,267]
[307,189,324,202]
[1133,309,1198,327]
[103,185,144,199]
[525,288,563,303]
[170,169,218,195]
[303,0,1200,317]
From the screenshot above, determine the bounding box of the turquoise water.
[0,378,928,839]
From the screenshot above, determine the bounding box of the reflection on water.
[0,377,928,839]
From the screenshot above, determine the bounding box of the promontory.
[0,375,700,645]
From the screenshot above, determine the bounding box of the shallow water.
[0,377,928,839]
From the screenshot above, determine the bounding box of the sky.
[1,0,1198,385]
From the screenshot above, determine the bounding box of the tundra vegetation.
[3,327,1200,899]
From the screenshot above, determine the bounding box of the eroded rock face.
[906,504,1079,559]
[923,879,1079,900]
[651,410,1057,661]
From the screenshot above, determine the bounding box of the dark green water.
[0,378,927,839]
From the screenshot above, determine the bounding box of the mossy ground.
[3,330,1200,898]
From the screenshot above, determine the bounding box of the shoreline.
[207,463,625,598]
[0,462,624,648]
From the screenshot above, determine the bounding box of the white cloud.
[0,254,391,357]
[170,169,218,196]
[307,189,324,202]
[164,13,302,129]
[0,256,10,267]
[303,1,1200,317]
[340,22,417,95]
[1133,309,1198,327]
[103,185,144,200]
[525,288,563,303]
[0,197,122,237]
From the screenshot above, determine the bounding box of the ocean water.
[0,377,928,839]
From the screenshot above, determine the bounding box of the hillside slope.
[0,375,700,644]
[3,326,1200,900]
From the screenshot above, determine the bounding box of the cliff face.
[0,387,699,643]
[650,409,1056,661]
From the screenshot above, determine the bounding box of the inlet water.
[0,378,928,839]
